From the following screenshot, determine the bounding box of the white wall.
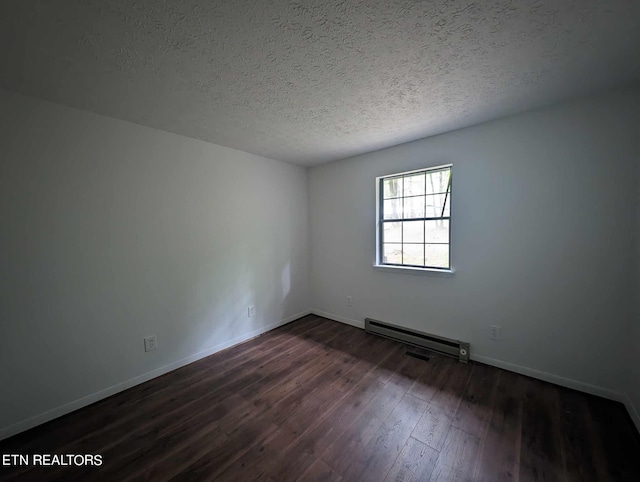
[0,90,310,438]
[310,87,640,399]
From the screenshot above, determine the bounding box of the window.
[377,165,452,270]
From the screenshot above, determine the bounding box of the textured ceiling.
[1,1,639,165]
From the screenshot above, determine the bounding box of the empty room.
[1,0,639,480]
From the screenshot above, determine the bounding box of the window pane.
[404,195,425,218]
[426,168,451,194]
[425,220,449,243]
[383,198,402,219]
[380,167,451,269]
[383,222,402,243]
[402,244,424,266]
[403,220,424,243]
[383,244,402,264]
[425,244,449,268]
[425,194,450,218]
[383,177,403,199]
[404,173,425,196]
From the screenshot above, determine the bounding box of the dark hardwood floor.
[1,315,639,481]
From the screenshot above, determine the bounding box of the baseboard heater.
[365,318,470,363]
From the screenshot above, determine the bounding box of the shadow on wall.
[171,234,300,357]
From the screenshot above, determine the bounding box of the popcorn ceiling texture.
[1,0,639,165]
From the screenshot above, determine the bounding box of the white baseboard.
[311,309,364,329]
[622,393,640,433]
[0,309,311,442]
[311,309,627,406]
[5,308,636,441]
[470,353,624,403]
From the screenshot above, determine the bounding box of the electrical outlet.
[489,325,502,340]
[144,335,157,352]
[248,305,256,318]
[346,296,352,307]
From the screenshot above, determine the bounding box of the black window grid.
[379,167,452,269]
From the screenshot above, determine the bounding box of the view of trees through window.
[380,166,451,269]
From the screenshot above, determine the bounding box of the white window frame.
[374,164,454,275]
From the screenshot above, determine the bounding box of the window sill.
[373,264,455,277]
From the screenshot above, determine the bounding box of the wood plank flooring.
[1,315,639,481]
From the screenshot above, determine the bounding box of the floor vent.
[365,318,470,363]
[405,351,431,362]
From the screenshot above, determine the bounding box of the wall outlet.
[248,305,256,318]
[489,325,502,340]
[144,335,157,352]
[346,296,352,307]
